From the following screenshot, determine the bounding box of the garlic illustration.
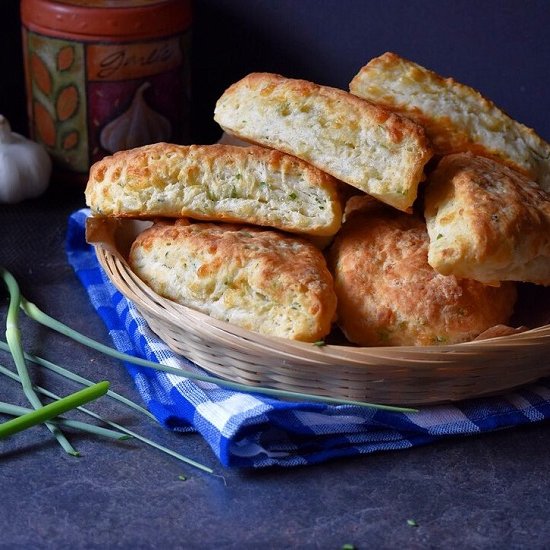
[100,82,171,153]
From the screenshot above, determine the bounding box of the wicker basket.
[87,217,550,406]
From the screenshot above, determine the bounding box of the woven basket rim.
[88,216,550,405]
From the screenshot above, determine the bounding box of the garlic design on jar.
[100,82,171,153]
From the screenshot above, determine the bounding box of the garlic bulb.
[0,114,51,204]
[99,82,171,153]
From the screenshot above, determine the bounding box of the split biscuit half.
[214,72,432,212]
[85,142,343,237]
[350,51,550,191]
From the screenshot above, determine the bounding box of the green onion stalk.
[0,363,214,474]
[19,295,416,413]
[1,267,80,456]
[0,400,130,440]
[0,268,215,474]
[0,382,110,439]
[0,341,155,421]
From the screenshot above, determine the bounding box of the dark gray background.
[2,0,549,144]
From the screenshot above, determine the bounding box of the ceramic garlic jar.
[21,0,192,186]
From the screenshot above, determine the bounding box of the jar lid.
[21,0,192,40]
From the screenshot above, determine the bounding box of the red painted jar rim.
[21,0,192,40]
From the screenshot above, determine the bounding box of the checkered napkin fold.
[66,209,550,468]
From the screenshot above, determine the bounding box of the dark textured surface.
[2,2,550,548]
[1,184,550,550]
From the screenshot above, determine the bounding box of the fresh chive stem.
[0,363,214,474]
[1,268,79,456]
[0,340,156,421]
[0,381,110,439]
[0,401,131,440]
[19,296,416,413]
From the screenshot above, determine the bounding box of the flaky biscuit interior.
[350,51,550,191]
[214,72,432,212]
[86,142,343,237]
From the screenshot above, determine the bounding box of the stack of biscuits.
[85,52,550,346]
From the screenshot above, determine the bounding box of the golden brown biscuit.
[129,220,337,342]
[85,142,343,237]
[328,198,517,346]
[425,153,550,286]
[349,52,550,191]
[214,72,432,212]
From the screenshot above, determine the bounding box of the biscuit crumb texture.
[425,154,550,285]
[129,220,337,342]
[214,72,432,212]
[350,52,550,191]
[85,142,342,237]
[328,200,517,346]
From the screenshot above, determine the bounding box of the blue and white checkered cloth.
[66,209,550,468]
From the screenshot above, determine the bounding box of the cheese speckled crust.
[350,52,550,191]
[425,153,550,286]
[328,198,517,346]
[85,142,343,237]
[214,72,432,212]
[129,220,337,342]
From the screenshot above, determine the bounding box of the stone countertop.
[1,187,549,549]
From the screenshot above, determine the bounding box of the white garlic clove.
[0,114,51,203]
